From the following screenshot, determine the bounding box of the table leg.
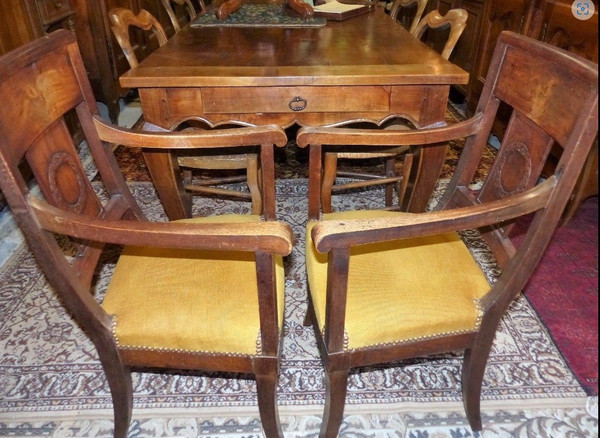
[142,149,192,220]
[308,144,323,221]
[404,86,450,213]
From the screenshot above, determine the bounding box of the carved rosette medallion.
[492,141,532,198]
[48,151,87,213]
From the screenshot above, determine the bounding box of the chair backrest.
[439,31,598,270]
[389,0,428,35]
[0,29,145,330]
[413,8,468,59]
[109,8,168,69]
[161,0,204,32]
[297,30,597,305]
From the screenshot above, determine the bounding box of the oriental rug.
[0,179,596,437]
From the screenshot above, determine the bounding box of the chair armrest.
[311,178,556,252]
[295,113,483,147]
[29,197,294,256]
[93,116,288,149]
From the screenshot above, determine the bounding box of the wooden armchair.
[161,0,206,32]
[296,31,598,437]
[389,0,428,35]
[0,30,292,438]
[319,7,467,214]
[109,7,265,216]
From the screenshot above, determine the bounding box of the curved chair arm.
[414,8,468,59]
[109,8,168,68]
[296,113,483,148]
[389,0,428,35]
[30,196,294,256]
[310,177,556,252]
[93,116,289,149]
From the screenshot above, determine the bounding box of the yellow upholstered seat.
[103,214,285,356]
[306,210,489,351]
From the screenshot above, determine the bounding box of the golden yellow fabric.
[306,210,490,351]
[102,214,285,356]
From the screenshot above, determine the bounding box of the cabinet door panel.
[537,0,598,62]
[473,0,530,85]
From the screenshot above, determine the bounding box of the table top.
[120,7,469,89]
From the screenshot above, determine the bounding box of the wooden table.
[120,7,468,220]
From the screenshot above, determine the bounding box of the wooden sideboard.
[467,0,598,114]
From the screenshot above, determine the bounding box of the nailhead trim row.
[318,299,484,352]
[110,315,258,358]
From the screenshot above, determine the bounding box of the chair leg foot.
[303,309,313,326]
[256,372,284,438]
[462,347,487,432]
[320,368,349,438]
[100,349,133,438]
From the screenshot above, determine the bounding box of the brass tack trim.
[110,315,256,358]
[343,299,484,352]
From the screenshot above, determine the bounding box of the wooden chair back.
[108,8,168,69]
[414,8,468,59]
[389,0,428,35]
[0,29,291,437]
[161,0,205,32]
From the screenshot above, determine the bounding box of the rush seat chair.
[0,30,292,438]
[109,7,264,216]
[161,0,206,32]
[296,31,598,437]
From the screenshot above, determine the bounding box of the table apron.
[138,85,450,129]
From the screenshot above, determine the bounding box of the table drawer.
[36,0,73,25]
[201,86,391,114]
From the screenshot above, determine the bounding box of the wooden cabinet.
[468,0,598,114]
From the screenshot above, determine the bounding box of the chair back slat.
[493,40,597,149]
[25,119,103,217]
[0,42,83,169]
[477,110,554,205]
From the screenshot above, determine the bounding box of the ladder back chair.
[414,8,469,60]
[296,31,598,437]
[389,0,428,35]
[109,7,265,217]
[319,7,467,214]
[161,0,206,33]
[0,30,292,438]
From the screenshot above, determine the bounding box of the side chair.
[109,7,265,216]
[389,0,428,35]
[414,8,468,60]
[296,31,598,437]
[0,29,292,438]
[161,0,206,32]
[319,7,468,214]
